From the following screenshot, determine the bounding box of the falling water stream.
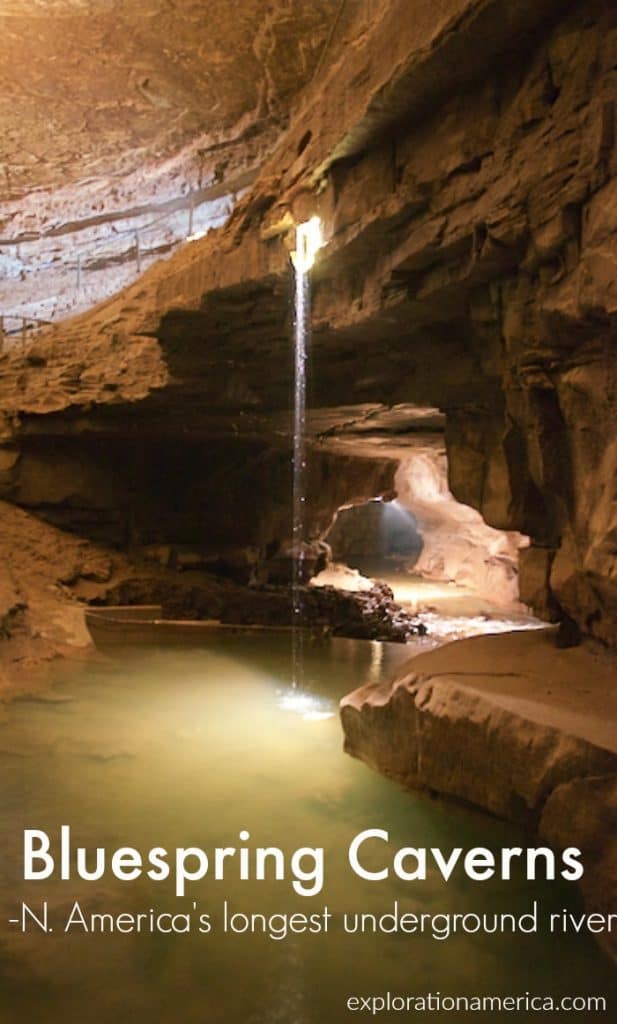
[291,217,322,689]
[291,252,309,688]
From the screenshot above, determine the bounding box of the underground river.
[0,635,615,1023]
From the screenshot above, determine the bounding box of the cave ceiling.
[0,0,339,202]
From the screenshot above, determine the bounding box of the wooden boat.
[85,605,330,651]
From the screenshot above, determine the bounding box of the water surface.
[0,636,614,1022]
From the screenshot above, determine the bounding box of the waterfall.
[291,264,309,688]
[290,217,322,689]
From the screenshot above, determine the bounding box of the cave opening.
[311,443,538,640]
[324,498,425,578]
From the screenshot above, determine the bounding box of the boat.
[84,605,330,651]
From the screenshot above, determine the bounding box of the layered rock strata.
[341,628,617,957]
[0,495,425,694]
[1,0,615,644]
[0,0,343,319]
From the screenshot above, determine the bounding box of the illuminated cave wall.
[325,448,527,609]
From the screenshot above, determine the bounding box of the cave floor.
[317,558,617,756]
[341,629,617,964]
[381,629,617,756]
[312,562,542,641]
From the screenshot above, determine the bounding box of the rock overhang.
[0,0,616,642]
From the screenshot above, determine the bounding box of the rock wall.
[0,499,118,693]
[0,431,397,571]
[0,0,615,644]
[394,454,526,606]
[0,0,344,322]
[324,447,526,607]
[341,629,617,958]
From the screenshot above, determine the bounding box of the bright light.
[277,688,334,721]
[291,216,323,272]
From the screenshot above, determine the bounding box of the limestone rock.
[0,1,344,320]
[341,628,617,954]
[342,673,617,824]
[0,0,616,645]
[540,775,617,961]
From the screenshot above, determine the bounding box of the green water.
[0,636,614,1022]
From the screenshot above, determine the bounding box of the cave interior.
[0,0,617,983]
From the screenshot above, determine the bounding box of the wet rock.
[258,541,330,586]
[120,573,425,644]
[340,629,617,955]
[518,546,560,622]
[539,775,617,962]
[555,614,583,649]
[0,500,130,693]
[303,582,426,642]
[343,672,616,822]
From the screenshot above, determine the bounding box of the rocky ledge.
[340,628,617,961]
[105,575,424,642]
[0,497,425,696]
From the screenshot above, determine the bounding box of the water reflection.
[0,636,614,1023]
